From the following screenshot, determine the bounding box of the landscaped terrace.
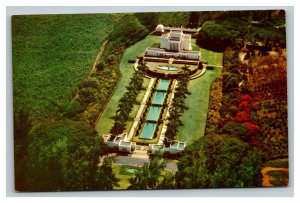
[137,79,171,141]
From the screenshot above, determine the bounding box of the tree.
[221,121,249,141]
[14,109,32,191]
[165,76,190,139]
[235,111,251,122]
[196,21,233,52]
[135,12,158,30]
[93,157,120,190]
[188,12,201,28]
[110,67,144,134]
[176,135,263,188]
[223,73,239,93]
[128,158,174,189]
[109,15,148,46]
[23,120,106,191]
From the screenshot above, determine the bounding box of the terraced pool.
[157,65,179,71]
[138,79,171,140]
[146,106,162,121]
[157,79,170,91]
[152,92,167,105]
[140,122,157,139]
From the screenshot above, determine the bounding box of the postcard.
[12,10,288,191]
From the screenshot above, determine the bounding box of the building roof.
[156,24,164,32]
[146,47,199,54]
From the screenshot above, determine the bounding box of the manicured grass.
[177,48,223,144]
[95,35,160,135]
[12,14,120,116]
[112,164,134,190]
[97,36,223,142]
[200,48,224,66]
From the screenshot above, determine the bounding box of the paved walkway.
[127,78,156,140]
[190,64,207,80]
[114,155,178,173]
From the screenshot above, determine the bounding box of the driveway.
[114,155,178,173]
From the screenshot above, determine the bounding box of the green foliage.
[267,170,289,186]
[196,21,233,52]
[197,15,286,52]
[135,12,158,30]
[12,14,120,119]
[165,74,190,140]
[96,61,105,71]
[221,121,249,141]
[157,12,191,27]
[266,159,289,168]
[95,35,159,136]
[23,119,106,191]
[14,110,32,160]
[109,15,149,47]
[223,73,240,93]
[75,14,152,127]
[14,110,32,191]
[94,157,120,190]
[110,64,146,134]
[128,158,175,189]
[188,12,202,28]
[178,48,223,143]
[176,135,263,188]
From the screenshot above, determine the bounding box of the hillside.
[12,14,122,119]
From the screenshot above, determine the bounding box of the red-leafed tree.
[250,138,261,146]
[244,122,261,134]
[241,94,253,102]
[235,111,250,122]
[238,101,253,112]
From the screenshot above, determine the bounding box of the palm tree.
[128,158,167,189]
[94,157,120,190]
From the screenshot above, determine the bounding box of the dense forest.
[13,10,287,191]
[13,11,196,191]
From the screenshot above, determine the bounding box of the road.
[114,155,178,173]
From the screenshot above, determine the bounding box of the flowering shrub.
[238,101,253,112]
[241,94,253,102]
[235,111,250,122]
[244,122,260,134]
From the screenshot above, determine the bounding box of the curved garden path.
[261,167,288,187]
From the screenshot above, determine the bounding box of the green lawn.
[112,164,134,190]
[95,35,160,135]
[12,14,120,116]
[200,48,224,66]
[96,35,223,142]
[112,163,174,190]
[177,48,223,144]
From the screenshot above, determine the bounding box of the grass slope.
[12,14,120,117]
[95,35,160,135]
[177,48,223,144]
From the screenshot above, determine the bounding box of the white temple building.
[155,24,200,34]
[160,30,192,51]
[146,28,200,60]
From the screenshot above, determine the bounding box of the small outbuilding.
[156,24,165,32]
[103,133,136,153]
